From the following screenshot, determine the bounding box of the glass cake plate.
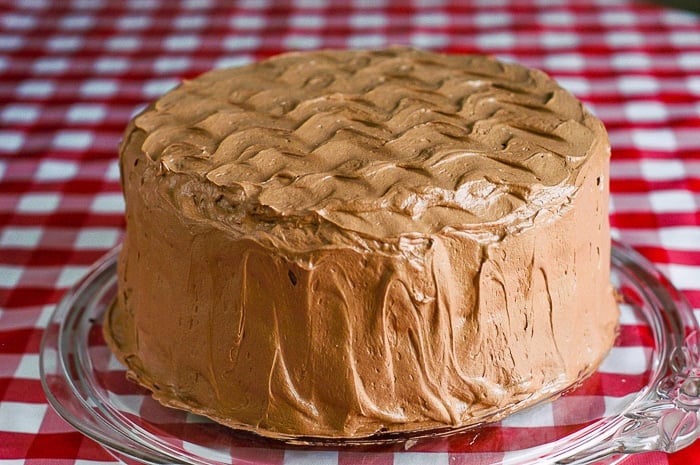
[40,240,700,465]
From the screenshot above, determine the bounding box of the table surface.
[1,0,699,464]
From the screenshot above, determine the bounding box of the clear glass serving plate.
[40,241,700,465]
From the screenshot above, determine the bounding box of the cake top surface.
[129,47,607,247]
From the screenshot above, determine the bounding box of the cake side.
[104,48,619,440]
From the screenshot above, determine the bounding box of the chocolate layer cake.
[104,48,619,441]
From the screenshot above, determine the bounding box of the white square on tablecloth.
[679,51,700,69]
[80,79,118,97]
[75,461,123,465]
[640,159,685,180]
[477,32,516,49]
[649,190,696,213]
[17,0,48,10]
[53,130,94,150]
[541,31,579,48]
[598,347,649,375]
[164,34,200,51]
[624,101,668,122]
[631,128,677,151]
[348,34,386,49]
[127,0,158,9]
[500,400,555,427]
[349,12,387,28]
[617,75,659,95]
[289,14,325,28]
[663,9,698,25]
[60,14,94,30]
[35,304,56,329]
[603,393,639,417]
[33,57,70,74]
[47,35,83,52]
[142,78,179,98]
[474,11,512,27]
[182,440,234,464]
[394,452,449,465]
[618,303,645,325]
[67,104,107,123]
[662,264,700,291]
[72,0,105,10]
[283,34,322,50]
[539,11,574,25]
[0,131,24,152]
[2,103,39,123]
[94,57,130,74]
[0,266,23,288]
[117,15,151,30]
[284,450,339,465]
[606,31,645,48]
[0,227,43,248]
[222,34,261,51]
[413,12,449,27]
[687,76,700,95]
[106,35,140,52]
[14,354,40,380]
[544,53,585,71]
[215,55,253,69]
[183,0,213,8]
[411,32,449,49]
[17,193,60,213]
[293,0,328,8]
[37,160,79,180]
[0,402,47,434]
[91,193,125,213]
[238,0,271,8]
[670,31,700,47]
[154,57,191,74]
[600,10,637,26]
[353,0,388,6]
[556,77,590,95]
[57,266,89,288]
[611,52,651,70]
[229,14,266,30]
[75,228,120,249]
[174,15,208,29]
[1,13,36,30]
[659,226,700,250]
[105,160,120,181]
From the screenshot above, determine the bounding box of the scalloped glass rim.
[40,240,700,465]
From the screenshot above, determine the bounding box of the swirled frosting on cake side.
[132,47,604,251]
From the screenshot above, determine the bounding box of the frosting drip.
[134,48,601,248]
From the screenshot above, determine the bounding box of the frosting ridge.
[133,48,603,250]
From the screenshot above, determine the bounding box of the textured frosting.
[133,48,598,252]
[105,48,619,441]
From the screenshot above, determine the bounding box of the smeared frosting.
[105,48,619,442]
[132,47,602,251]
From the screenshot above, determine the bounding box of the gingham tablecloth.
[1,0,699,464]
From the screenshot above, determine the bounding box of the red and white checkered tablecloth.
[1,0,699,464]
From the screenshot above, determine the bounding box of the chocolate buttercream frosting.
[105,47,619,442]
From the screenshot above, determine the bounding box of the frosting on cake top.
[131,47,605,246]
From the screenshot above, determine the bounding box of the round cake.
[104,47,619,441]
